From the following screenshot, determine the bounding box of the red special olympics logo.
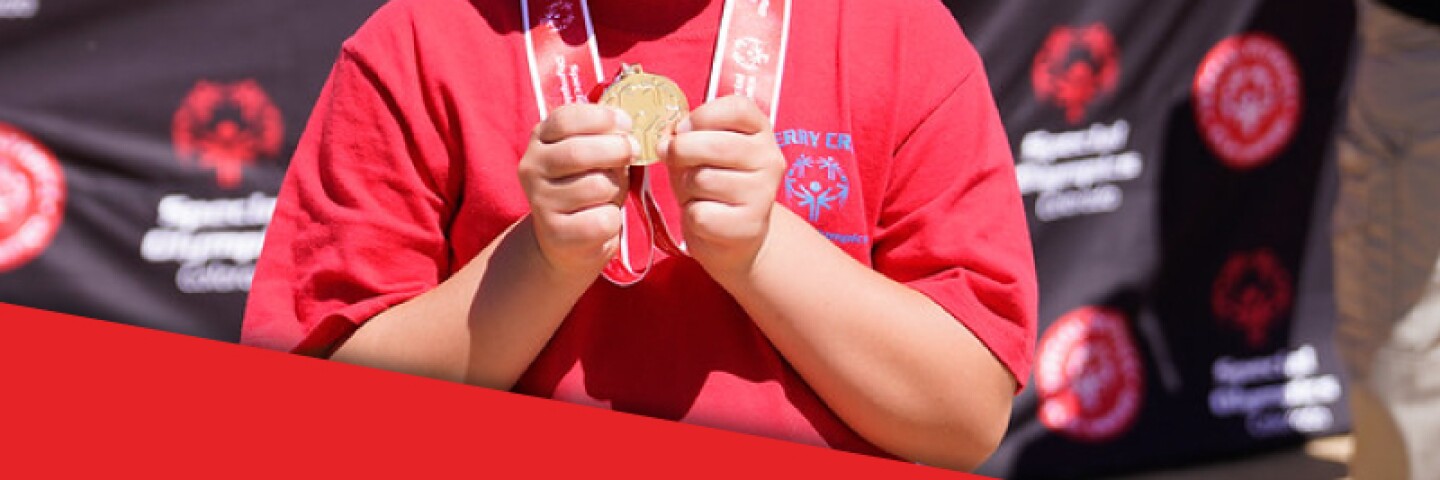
[1036,306,1144,443]
[1032,24,1120,124]
[1212,249,1293,348]
[0,123,65,272]
[1193,33,1302,170]
[172,79,284,189]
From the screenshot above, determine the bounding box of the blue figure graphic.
[784,154,850,223]
[790,154,813,177]
[818,156,842,180]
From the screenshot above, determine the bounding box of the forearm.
[329,104,632,388]
[712,206,1016,470]
[330,216,597,389]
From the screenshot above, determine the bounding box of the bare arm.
[668,96,1016,470]
[719,207,1015,470]
[331,105,635,390]
[331,217,590,388]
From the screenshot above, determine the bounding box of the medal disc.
[600,65,688,166]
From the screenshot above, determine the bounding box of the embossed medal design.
[599,64,688,166]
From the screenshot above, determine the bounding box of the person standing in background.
[1333,1,1440,478]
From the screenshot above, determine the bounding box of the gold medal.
[599,64,688,166]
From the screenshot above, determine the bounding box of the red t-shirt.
[243,0,1037,458]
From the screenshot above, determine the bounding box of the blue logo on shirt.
[784,154,850,223]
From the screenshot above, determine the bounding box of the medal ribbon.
[523,0,792,285]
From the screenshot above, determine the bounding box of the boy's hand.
[519,104,636,275]
[665,95,786,279]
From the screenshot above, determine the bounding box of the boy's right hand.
[518,104,636,276]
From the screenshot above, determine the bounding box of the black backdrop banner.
[946,0,1356,477]
[0,0,385,340]
[1,1,1354,477]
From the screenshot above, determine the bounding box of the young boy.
[242,0,1036,470]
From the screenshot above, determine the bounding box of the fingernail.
[611,108,633,132]
[675,117,692,134]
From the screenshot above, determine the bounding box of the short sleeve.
[241,19,458,357]
[871,7,1039,389]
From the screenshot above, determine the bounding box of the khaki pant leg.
[1334,2,1440,479]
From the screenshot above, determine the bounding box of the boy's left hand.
[664,95,786,279]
